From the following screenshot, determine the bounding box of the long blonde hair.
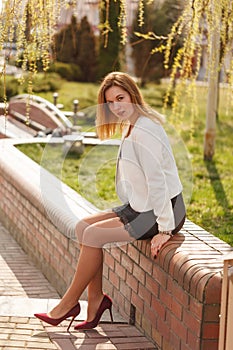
[96,71,164,140]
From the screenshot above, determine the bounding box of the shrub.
[22,72,62,93]
[49,62,82,81]
[0,77,20,101]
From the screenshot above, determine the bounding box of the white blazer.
[115,116,183,232]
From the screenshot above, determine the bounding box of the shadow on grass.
[205,159,229,211]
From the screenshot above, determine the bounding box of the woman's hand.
[151,233,172,259]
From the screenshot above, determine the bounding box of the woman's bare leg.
[76,211,116,320]
[49,245,104,318]
[49,214,133,319]
[86,261,103,321]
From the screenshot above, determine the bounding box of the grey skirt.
[112,193,186,240]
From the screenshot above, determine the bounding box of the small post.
[218,253,233,350]
[73,99,79,126]
[53,92,58,106]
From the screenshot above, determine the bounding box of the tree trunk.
[204,13,221,161]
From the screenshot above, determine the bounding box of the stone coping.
[0,137,98,240]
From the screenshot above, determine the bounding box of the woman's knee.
[75,219,90,243]
[81,225,104,248]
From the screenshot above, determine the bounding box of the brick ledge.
[1,138,232,350]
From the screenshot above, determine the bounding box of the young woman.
[34,71,186,331]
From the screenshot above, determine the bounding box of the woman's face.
[105,86,136,122]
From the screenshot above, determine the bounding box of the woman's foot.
[74,294,113,330]
[85,294,105,322]
[48,299,79,319]
[34,302,80,331]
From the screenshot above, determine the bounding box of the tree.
[130,1,155,86]
[162,0,233,160]
[97,0,121,79]
[25,2,32,42]
[53,15,79,64]
[77,16,97,82]
[52,15,98,82]
[130,0,183,85]
[1,0,233,158]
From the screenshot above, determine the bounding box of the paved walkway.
[0,222,156,350]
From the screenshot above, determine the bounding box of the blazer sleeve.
[133,124,175,231]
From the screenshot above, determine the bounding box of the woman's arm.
[133,122,176,232]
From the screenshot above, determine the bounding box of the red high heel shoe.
[74,294,113,330]
[34,302,80,332]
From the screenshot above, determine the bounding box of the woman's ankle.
[88,292,104,303]
[49,299,78,318]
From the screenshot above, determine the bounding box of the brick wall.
[102,232,226,350]
[0,139,232,350]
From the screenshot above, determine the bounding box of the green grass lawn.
[17,80,233,246]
